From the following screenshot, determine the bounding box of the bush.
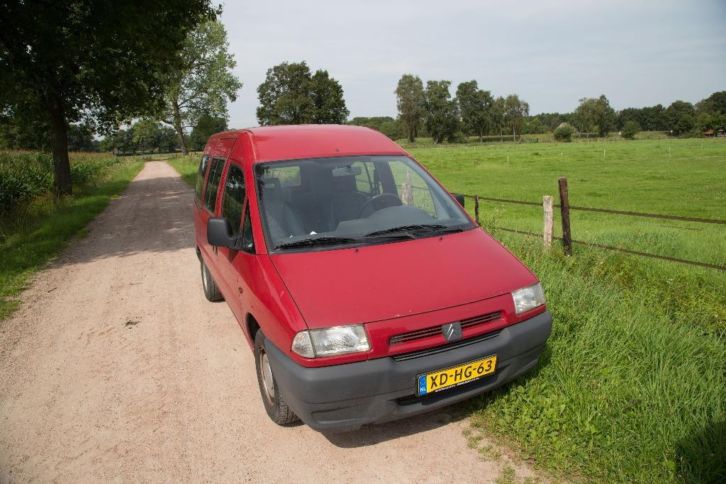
[553,122,575,142]
[622,120,640,140]
[0,151,119,213]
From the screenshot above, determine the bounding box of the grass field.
[0,153,143,320]
[170,138,725,483]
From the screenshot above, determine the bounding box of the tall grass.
[0,152,143,320]
[467,234,725,482]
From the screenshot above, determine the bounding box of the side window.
[352,161,373,194]
[390,160,437,217]
[195,155,209,200]
[241,208,255,253]
[204,158,225,212]
[222,165,246,235]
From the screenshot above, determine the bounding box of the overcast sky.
[220,0,726,128]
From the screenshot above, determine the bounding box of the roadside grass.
[0,153,143,320]
[165,153,199,188]
[466,234,725,483]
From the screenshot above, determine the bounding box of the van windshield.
[255,156,474,251]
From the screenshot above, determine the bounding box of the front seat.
[259,178,305,242]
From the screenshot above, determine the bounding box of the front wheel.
[254,330,299,426]
[200,259,223,302]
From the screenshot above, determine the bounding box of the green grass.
[0,154,143,320]
[406,138,726,268]
[166,153,200,188]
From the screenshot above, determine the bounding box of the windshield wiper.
[275,236,360,250]
[364,224,464,238]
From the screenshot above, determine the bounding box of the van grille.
[389,311,501,345]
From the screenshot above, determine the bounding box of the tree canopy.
[424,81,460,144]
[161,19,241,154]
[456,81,493,141]
[395,75,426,142]
[190,114,227,151]
[256,62,348,125]
[0,0,215,195]
[574,95,616,136]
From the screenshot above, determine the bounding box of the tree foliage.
[190,114,227,150]
[456,81,493,141]
[503,95,529,140]
[348,117,403,140]
[553,122,575,142]
[162,19,241,154]
[0,0,215,195]
[256,62,348,126]
[665,100,696,136]
[423,81,459,144]
[574,95,616,137]
[621,120,640,140]
[395,75,426,142]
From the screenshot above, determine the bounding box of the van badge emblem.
[442,322,462,342]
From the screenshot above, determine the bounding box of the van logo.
[442,322,462,342]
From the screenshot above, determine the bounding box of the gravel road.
[0,161,535,483]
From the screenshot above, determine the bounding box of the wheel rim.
[202,264,210,292]
[260,351,276,403]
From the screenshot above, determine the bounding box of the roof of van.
[210,125,407,163]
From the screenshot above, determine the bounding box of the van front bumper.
[265,311,552,432]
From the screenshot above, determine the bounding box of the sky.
[220,0,726,129]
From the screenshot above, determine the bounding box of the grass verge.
[467,233,725,483]
[0,155,143,320]
[165,153,199,188]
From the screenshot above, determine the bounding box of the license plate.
[417,355,497,396]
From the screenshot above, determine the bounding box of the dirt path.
[0,161,535,483]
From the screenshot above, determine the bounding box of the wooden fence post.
[474,195,480,226]
[558,177,572,255]
[543,195,553,249]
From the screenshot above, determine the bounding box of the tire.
[200,259,223,302]
[254,330,299,426]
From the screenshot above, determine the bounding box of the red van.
[194,125,551,431]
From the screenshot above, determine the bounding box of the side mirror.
[453,193,466,207]
[207,217,236,248]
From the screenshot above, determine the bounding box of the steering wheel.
[358,193,402,218]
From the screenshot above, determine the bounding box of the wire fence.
[457,191,726,272]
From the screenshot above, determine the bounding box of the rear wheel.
[200,259,223,302]
[254,330,299,426]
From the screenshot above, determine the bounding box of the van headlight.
[511,283,546,315]
[291,324,370,358]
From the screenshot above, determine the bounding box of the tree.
[310,70,349,124]
[456,81,494,142]
[349,117,402,140]
[0,0,214,195]
[553,122,575,142]
[574,95,616,137]
[665,101,696,136]
[696,91,726,116]
[257,62,348,125]
[423,80,459,144]
[162,20,241,155]
[190,114,227,150]
[491,97,506,139]
[621,120,640,140]
[503,95,529,140]
[395,75,426,142]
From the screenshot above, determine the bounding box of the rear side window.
[222,165,246,235]
[195,155,209,200]
[204,158,225,212]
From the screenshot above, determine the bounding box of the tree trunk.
[479,129,483,143]
[48,99,72,196]
[172,100,188,155]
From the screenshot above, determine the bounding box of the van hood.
[269,229,537,328]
